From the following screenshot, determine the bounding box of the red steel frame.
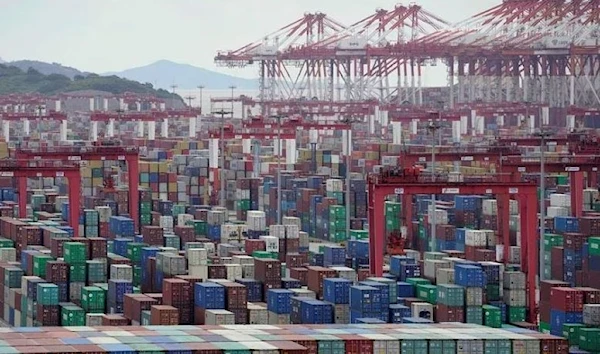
[398,148,522,167]
[500,155,600,218]
[368,178,538,322]
[14,146,140,232]
[0,160,81,236]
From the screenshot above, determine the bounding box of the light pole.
[197,85,205,110]
[170,84,178,110]
[229,85,236,117]
[437,100,444,146]
[115,108,125,139]
[212,109,233,208]
[184,96,195,107]
[535,125,553,281]
[428,119,441,252]
[270,113,286,225]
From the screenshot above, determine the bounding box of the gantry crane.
[500,155,600,217]
[367,168,539,322]
[398,146,522,168]
[14,145,141,232]
[0,160,81,236]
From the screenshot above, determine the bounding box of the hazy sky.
[0,0,499,77]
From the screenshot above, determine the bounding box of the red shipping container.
[45,261,69,283]
[540,280,570,302]
[36,304,59,326]
[436,304,464,322]
[254,258,281,282]
[550,288,584,312]
[123,294,157,323]
[576,287,600,304]
[208,265,226,279]
[551,247,564,280]
[307,266,337,299]
[289,267,308,286]
[150,305,179,325]
[539,300,551,323]
[292,340,318,354]
[344,338,373,354]
[563,233,589,250]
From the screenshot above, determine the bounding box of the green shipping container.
[482,305,502,328]
[64,242,87,264]
[127,242,148,264]
[579,328,600,352]
[140,213,152,226]
[87,260,107,283]
[329,230,347,243]
[589,237,600,256]
[416,284,437,304]
[563,323,585,345]
[140,201,152,214]
[406,278,431,287]
[33,254,53,277]
[329,205,346,219]
[466,306,483,324]
[539,321,551,334]
[69,264,86,282]
[0,237,13,248]
[485,284,501,301]
[437,284,464,307]
[349,230,368,240]
[172,204,186,217]
[37,283,59,305]
[401,340,428,354]
[81,286,106,312]
[164,235,181,249]
[4,267,23,288]
[61,304,85,326]
[508,306,526,323]
[252,251,273,259]
[189,220,207,236]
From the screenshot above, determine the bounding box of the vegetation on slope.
[0,65,182,102]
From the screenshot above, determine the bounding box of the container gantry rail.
[367,168,539,322]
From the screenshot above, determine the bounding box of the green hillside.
[0,65,182,102]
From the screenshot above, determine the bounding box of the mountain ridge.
[104,60,258,90]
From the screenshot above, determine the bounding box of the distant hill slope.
[105,60,258,90]
[0,65,183,103]
[6,60,89,79]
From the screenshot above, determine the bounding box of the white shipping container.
[204,309,235,325]
[248,303,269,324]
[260,235,279,252]
[547,206,569,218]
[282,216,301,227]
[188,265,208,279]
[232,255,255,265]
[424,260,451,281]
[241,264,255,279]
[159,216,174,232]
[299,231,309,249]
[186,248,208,266]
[268,311,291,324]
[284,224,300,239]
[411,302,433,319]
[325,179,344,192]
[427,208,448,225]
[550,193,571,208]
[177,213,194,227]
[465,230,487,247]
[0,248,16,262]
[269,225,286,238]
[373,340,401,354]
[330,266,357,283]
[290,288,316,299]
[247,211,267,231]
[225,264,243,281]
[110,264,133,282]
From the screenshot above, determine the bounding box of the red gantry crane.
[0,160,81,236]
[14,145,141,232]
[368,168,539,322]
[398,146,523,168]
[500,154,600,217]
